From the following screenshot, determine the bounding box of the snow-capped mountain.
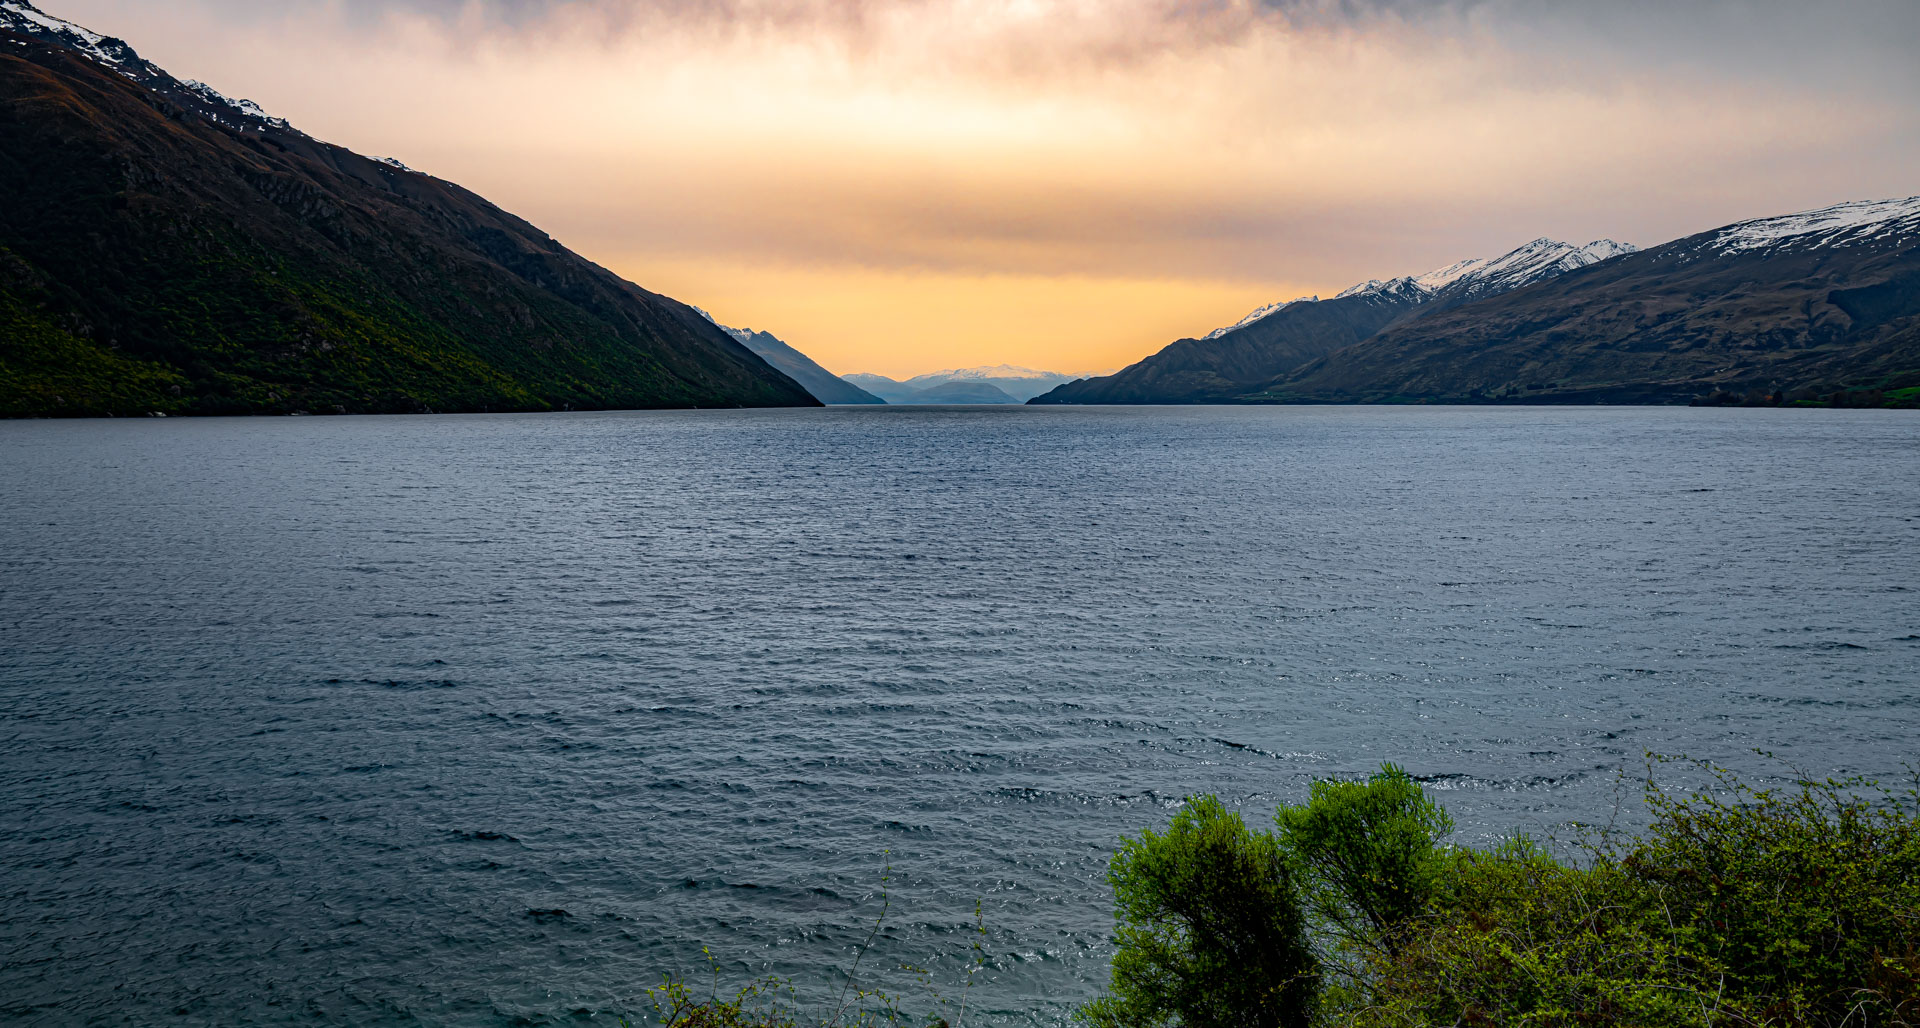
[904,365,1073,386]
[1335,240,1636,304]
[1707,196,1920,256]
[1431,238,1637,303]
[1,0,295,135]
[1206,298,1319,340]
[1209,238,1637,342]
[1040,193,1920,408]
[1,0,151,72]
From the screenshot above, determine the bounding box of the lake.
[2,405,1916,1025]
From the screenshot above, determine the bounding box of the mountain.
[841,374,1022,404]
[901,365,1082,403]
[1030,239,1635,405]
[0,1,816,417]
[696,312,884,404]
[1029,278,1431,404]
[1254,197,1920,406]
[850,365,1081,403]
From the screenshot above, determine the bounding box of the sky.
[49,0,1920,378]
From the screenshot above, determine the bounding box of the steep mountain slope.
[0,4,815,416]
[1029,279,1431,404]
[697,313,883,404]
[1256,198,1920,405]
[1030,239,1633,405]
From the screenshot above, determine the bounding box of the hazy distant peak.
[906,364,1064,384]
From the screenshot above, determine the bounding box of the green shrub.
[1081,796,1318,1028]
[1318,763,1920,1028]
[1274,763,1454,959]
[1339,843,1746,1028]
[1624,761,1920,1026]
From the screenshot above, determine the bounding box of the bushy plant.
[1319,763,1920,1028]
[1274,763,1454,959]
[1337,843,1747,1028]
[1624,760,1920,1026]
[1081,796,1318,1028]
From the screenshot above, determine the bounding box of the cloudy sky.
[52,0,1920,377]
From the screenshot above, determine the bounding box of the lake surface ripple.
[2,406,1916,1025]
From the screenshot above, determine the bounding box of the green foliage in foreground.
[1082,796,1317,1028]
[1086,760,1920,1028]
[643,759,1917,1028]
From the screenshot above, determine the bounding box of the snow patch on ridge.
[1412,257,1487,292]
[179,79,290,131]
[1203,297,1317,340]
[2,1,292,133]
[1712,196,1920,254]
[1443,238,1636,299]
[693,306,758,346]
[0,0,126,66]
[1198,236,1638,341]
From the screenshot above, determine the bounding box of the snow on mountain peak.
[692,306,758,346]
[0,0,135,68]
[179,79,290,131]
[1411,257,1487,292]
[1335,275,1424,300]
[912,364,1063,382]
[1435,237,1638,298]
[1202,297,1318,340]
[1712,196,1920,255]
[2,2,293,133]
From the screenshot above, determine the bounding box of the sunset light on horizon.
[45,0,1920,378]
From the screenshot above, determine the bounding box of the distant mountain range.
[696,312,884,404]
[1034,203,1920,407]
[845,366,1087,404]
[0,1,816,417]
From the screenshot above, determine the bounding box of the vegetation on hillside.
[0,39,814,417]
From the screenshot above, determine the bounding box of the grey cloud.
[174,0,1920,82]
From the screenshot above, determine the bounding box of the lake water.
[2,406,1916,1026]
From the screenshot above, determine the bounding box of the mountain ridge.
[0,1,817,417]
[1251,197,1920,406]
[848,366,1085,403]
[695,310,884,405]
[1033,204,1919,407]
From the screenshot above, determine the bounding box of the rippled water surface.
[3,406,1917,1026]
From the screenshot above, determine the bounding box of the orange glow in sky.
[52,0,1920,378]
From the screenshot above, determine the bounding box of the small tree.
[1274,763,1453,958]
[1080,796,1317,1028]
